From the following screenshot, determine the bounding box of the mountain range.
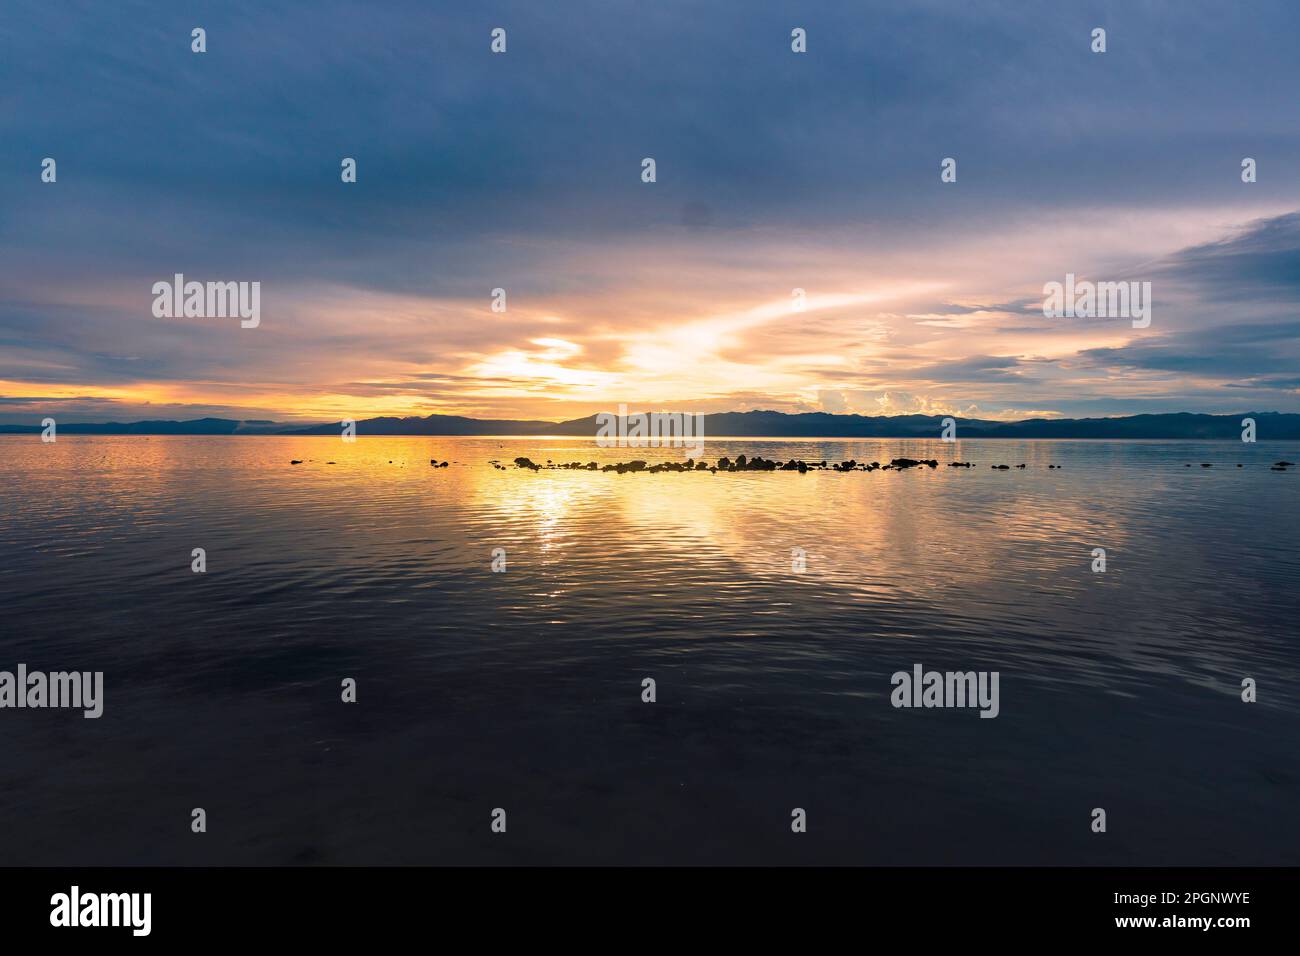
[2,410,1298,439]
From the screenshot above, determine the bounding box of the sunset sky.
[3,0,1300,425]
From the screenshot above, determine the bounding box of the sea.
[0,435,1297,864]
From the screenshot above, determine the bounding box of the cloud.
[1151,212,1300,302]
[4,2,1300,422]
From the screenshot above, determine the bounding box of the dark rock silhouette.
[591,460,648,474]
[495,451,1220,477]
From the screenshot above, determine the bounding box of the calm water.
[1,435,1297,865]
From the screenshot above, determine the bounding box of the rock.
[602,460,648,474]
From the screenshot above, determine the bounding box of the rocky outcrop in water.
[502,454,1049,473]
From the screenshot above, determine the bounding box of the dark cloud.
[1152,212,1300,300]
[6,0,1300,283]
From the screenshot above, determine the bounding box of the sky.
[2,0,1300,425]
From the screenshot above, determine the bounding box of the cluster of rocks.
[502,454,1064,474]
[1185,462,1294,470]
[511,456,681,473]
[287,455,1299,474]
[284,454,1088,473]
[289,459,445,467]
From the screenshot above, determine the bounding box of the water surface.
[1,436,1297,864]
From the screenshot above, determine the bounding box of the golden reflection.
[10,435,1138,598]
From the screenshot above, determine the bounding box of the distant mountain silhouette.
[4,410,1299,439]
[0,417,284,435]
